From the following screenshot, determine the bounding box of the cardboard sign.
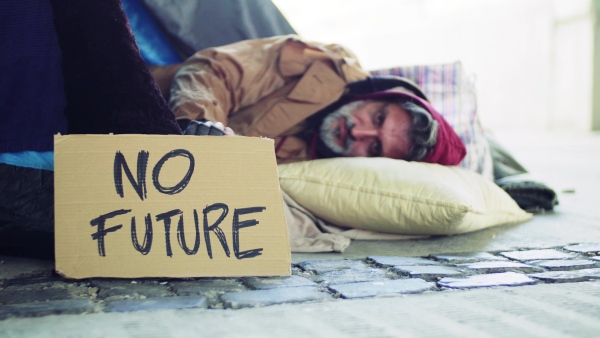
[54,135,290,279]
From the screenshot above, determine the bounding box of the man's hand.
[183,120,235,136]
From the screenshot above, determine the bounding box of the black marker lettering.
[131,213,153,255]
[203,203,230,259]
[177,209,201,255]
[156,209,183,257]
[113,151,149,201]
[90,209,130,257]
[152,149,194,195]
[232,207,265,260]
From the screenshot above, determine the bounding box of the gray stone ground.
[1,131,600,337]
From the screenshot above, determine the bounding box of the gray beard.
[318,101,363,156]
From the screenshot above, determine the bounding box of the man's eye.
[369,140,382,157]
[375,111,385,127]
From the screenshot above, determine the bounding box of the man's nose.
[350,126,378,139]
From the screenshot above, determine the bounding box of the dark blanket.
[50,0,181,135]
[1,0,182,259]
[0,0,67,153]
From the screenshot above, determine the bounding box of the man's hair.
[398,100,439,161]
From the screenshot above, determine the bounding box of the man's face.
[318,100,413,159]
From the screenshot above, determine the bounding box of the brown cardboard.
[54,134,290,279]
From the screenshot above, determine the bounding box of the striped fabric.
[370,62,493,180]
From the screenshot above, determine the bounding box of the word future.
[90,149,265,260]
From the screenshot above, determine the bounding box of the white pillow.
[278,158,531,236]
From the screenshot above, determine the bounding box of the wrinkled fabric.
[282,190,351,253]
[0,164,54,259]
[281,190,426,253]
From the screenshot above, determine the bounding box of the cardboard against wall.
[54,134,290,279]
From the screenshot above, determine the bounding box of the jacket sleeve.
[168,35,367,125]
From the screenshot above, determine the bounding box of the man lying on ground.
[151,35,557,211]
[151,35,466,166]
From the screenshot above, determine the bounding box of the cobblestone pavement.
[2,243,600,320]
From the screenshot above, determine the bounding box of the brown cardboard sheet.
[54,134,290,279]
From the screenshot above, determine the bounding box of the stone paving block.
[244,275,315,290]
[221,286,330,309]
[0,287,73,305]
[499,249,575,261]
[430,252,508,263]
[0,278,71,291]
[529,259,599,270]
[392,265,461,280]
[296,259,367,274]
[314,268,390,285]
[0,299,95,319]
[529,268,600,283]
[0,256,54,284]
[92,280,172,300]
[563,244,600,254]
[328,278,435,299]
[104,296,208,313]
[2,276,63,288]
[369,256,440,266]
[456,261,542,273]
[170,279,246,296]
[438,272,536,289]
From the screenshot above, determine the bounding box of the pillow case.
[278,158,531,236]
[370,62,493,180]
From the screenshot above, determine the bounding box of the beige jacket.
[157,35,369,164]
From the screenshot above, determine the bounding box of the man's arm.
[168,35,367,126]
[150,64,183,101]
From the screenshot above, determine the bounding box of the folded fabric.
[281,190,425,253]
[279,158,532,236]
[281,190,351,253]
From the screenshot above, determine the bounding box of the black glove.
[180,119,225,136]
[496,175,559,213]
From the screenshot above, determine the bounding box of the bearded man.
[152,35,557,212]
[151,35,466,166]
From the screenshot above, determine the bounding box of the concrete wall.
[273,0,597,132]
[593,0,600,130]
[552,0,594,131]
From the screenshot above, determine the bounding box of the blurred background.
[273,0,597,133]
